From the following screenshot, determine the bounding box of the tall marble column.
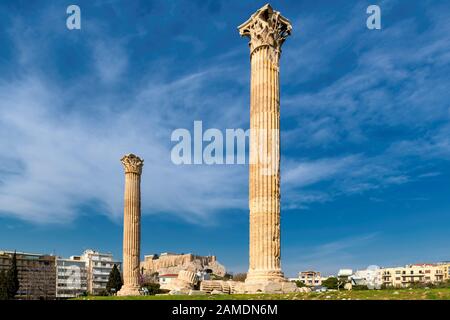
[117,154,144,296]
[239,4,295,293]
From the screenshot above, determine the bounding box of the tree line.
[0,252,19,300]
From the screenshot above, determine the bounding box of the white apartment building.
[80,249,121,295]
[381,263,447,288]
[350,265,382,289]
[56,256,87,298]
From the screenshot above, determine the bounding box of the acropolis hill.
[141,253,226,277]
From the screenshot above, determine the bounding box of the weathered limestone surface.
[117,154,144,296]
[200,280,224,293]
[178,270,199,284]
[141,253,226,277]
[238,4,296,294]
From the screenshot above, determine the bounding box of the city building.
[350,266,382,289]
[337,269,353,278]
[436,262,450,281]
[56,256,87,298]
[0,250,56,300]
[80,249,121,295]
[298,271,323,286]
[381,263,446,287]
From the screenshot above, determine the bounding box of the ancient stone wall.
[141,253,225,276]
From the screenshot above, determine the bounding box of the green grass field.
[76,288,450,300]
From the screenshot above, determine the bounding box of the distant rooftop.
[159,274,178,277]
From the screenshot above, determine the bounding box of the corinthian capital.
[238,4,292,54]
[121,154,144,174]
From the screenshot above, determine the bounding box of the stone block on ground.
[200,280,224,293]
[188,290,207,296]
[169,288,190,295]
[245,280,299,294]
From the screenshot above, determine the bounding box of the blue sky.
[0,0,449,276]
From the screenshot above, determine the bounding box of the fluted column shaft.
[247,45,283,282]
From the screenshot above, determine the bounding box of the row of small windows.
[57,283,87,288]
[0,258,51,266]
[386,269,435,275]
[58,276,87,280]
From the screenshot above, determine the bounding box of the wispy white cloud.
[283,155,359,187]
[1,0,450,227]
[283,2,450,151]
[92,40,129,83]
[281,153,410,209]
[0,68,249,224]
[276,0,450,212]
[0,8,251,224]
[283,233,380,276]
